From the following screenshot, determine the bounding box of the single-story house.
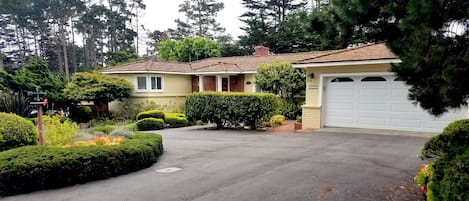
[103,43,468,133]
[102,46,332,112]
[292,43,468,133]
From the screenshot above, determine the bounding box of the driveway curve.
[2,127,427,201]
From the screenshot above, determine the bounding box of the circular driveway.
[2,127,427,201]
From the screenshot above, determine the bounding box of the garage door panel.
[390,89,408,97]
[358,118,387,128]
[327,103,354,111]
[324,75,468,132]
[391,103,423,112]
[358,88,387,96]
[391,119,422,129]
[326,116,354,125]
[327,89,355,97]
[358,103,387,112]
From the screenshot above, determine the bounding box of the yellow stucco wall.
[244,73,256,92]
[108,73,192,113]
[302,63,392,129]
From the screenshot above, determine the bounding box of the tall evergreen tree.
[239,0,309,53]
[173,0,226,40]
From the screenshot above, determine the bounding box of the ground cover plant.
[0,133,163,196]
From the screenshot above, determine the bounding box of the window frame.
[135,74,164,92]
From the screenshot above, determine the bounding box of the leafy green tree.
[173,0,225,39]
[63,72,132,104]
[105,51,139,66]
[255,61,305,98]
[159,37,221,62]
[331,0,469,115]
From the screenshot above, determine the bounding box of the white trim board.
[102,71,257,75]
[293,59,402,68]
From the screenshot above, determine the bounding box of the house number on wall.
[308,83,319,89]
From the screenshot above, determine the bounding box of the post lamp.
[28,86,47,146]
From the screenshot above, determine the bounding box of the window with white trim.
[136,75,164,92]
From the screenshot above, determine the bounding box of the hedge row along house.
[103,43,469,133]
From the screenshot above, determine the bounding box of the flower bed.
[0,133,163,196]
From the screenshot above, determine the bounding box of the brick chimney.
[254,46,270,57]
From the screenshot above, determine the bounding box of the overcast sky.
[137,0,245,53]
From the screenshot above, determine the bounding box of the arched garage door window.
[331,77,354,82]
[361,76,387,82]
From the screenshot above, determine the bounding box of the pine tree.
[173,0,226,40]
[239,0,309,52]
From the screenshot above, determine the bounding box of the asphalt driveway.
[2,127,428,201]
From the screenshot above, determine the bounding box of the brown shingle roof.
[102,43,397,74]
[294,43,398,64]
[101,60,192,74]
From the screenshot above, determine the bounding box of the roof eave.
[292,58,402,68]
[102,70,257,75]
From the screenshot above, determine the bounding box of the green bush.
[70,105,92,123]
[0,112,37,151]
[164,113,189,128]
[419,119,469,201]
[421,119,469,158]
[136,118,165,131]
[0,133,163,195]
[425,149,469,201]
[136,110,165,120]
[277,98,302,120]
[185,92,278,129]
[43,116,79,146]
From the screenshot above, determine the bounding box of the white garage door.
[324,75,468,132]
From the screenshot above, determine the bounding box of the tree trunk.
[70,17,77,73]
[60,22,70,80]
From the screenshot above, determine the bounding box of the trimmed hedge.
[136,110,165,120]
[136,118,166,131]
[185,92,278,129]
[164,113,189,128]
[0,133,163,196]
[0,112,38,152]
[419,119,469,201]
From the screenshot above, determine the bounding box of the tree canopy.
[172,0,225,40]
[159,37,221,62]
[63,72,132,104]
[0,0,144,73]
[255,61,306,98]
[0,58,66,103]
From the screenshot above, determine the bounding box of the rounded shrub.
[0,133,163,195]
[421,119,469,158]
[164,113,189,128]
[419,119,469,201]
[136,110,165,120]
[0,112,38,152]
[136,118,165,131]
